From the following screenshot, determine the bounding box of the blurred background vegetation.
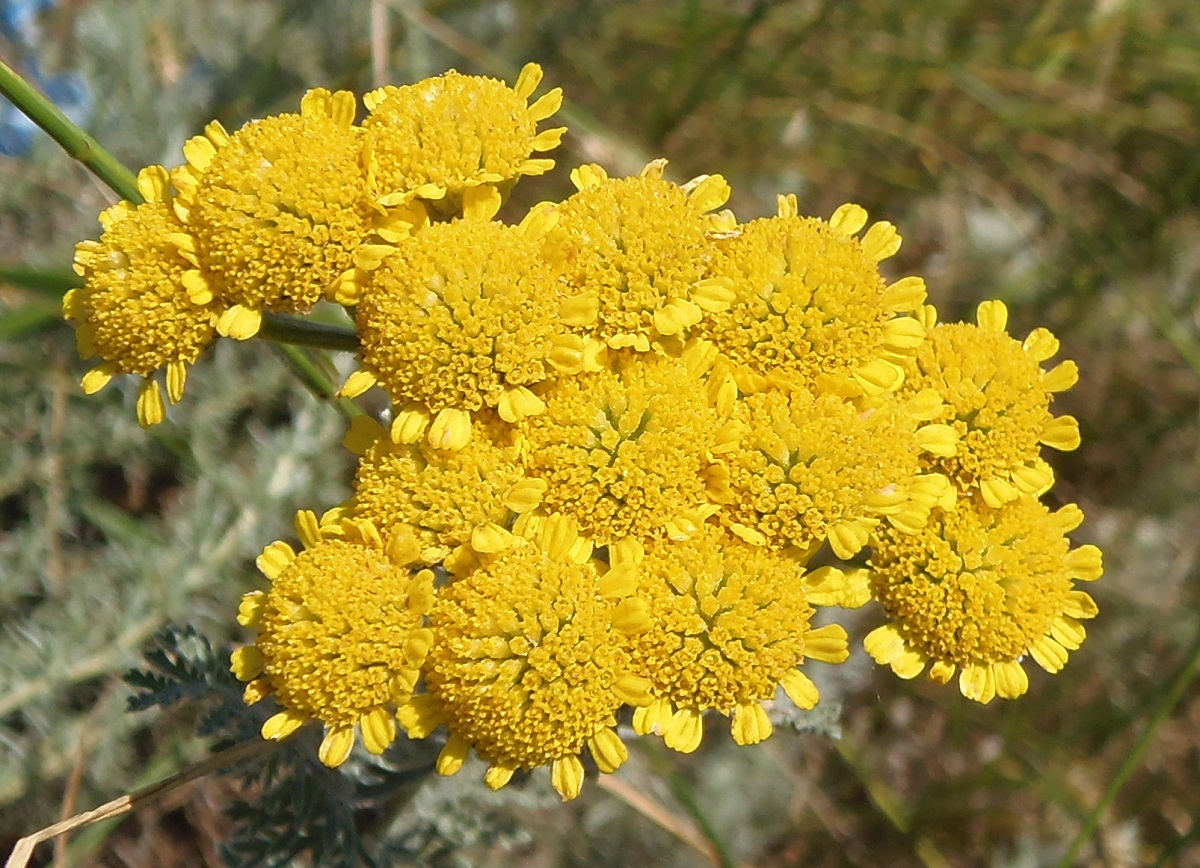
[2,0,1198,864]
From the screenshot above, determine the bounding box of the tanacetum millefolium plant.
[63,62,1102,810]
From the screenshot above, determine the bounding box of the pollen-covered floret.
[65,165,219,428]
[701,198,926,398]
[348,192,565,448]
[541,161,735,352]
[363,62,565,217]
[171,88,375,339]
[344,412,541,563]
[520,350,736,547]
[398,514,653,800]
[718,386,940,559]
[865,495,1103,703]
[624,526,849,753]
[231,512,435,767]
[902,301,1080,507]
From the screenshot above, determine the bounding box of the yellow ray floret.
[171,89,375,338]
[699,198,926,399]
[231,511,436,766]
[901,300,1080,506]
[625,526,848,753]
[65,165,219,428]
[363,62,566,217]
[541,160,734,352]
[718,386,930,559]
[865,496,1102,703]
[344,412,539,563]
[520,351,736,547]
[398,514,653,800]
[350,195,566,448]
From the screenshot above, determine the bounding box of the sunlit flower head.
[171,89,377,340]
[904,301,1081,508]
[363,63,566,217]
[865,496,1103,704]
[700,197,926,398]
[398,514,653,801]
[541,160,735,352]
[65,166,218,428]
[344,412,541,563]
[622,526,849,753]
[345,191,566,450]
[520,350,737,547]
[231,511,436,767]
[718,386,940,560]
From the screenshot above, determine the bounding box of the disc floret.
[231,511,436,767]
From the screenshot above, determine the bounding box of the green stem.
[0,264,84,297]
[259,313,360,353]
[0,59,142,203]
[268,344,363,422]
[1060,624,1200,866]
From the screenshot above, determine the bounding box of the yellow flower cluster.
[67,64,1103,801]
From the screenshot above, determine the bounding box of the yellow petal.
[731,702,772,746]
[256,540,297,580]
[976,299,1009,333]
[1040,415,1081,451]
[339,369,377,399]
[527,87,564,122]
[497,385,546,423]
[551,755,585,801]
[436,733,469,776]
[1066,544,1104,581]
[1029,636,1069,673]
[993,660,1029,699]
[806,623,850,663]
[230,646,265,681]
[503,478,547,513]
[861,221,901,261]
[588,727,628,774]
[165,361,187,404]
[215,305,263,340]
[427,408,472,451]
[882,276,927,312]
[237,591,266,627]
[261,710,306,742]
[360,707,397,755]
[1023,327,1060,362]
[81,367,113,395]
[959,663,997,704]
[829,203,868,236]
[663,708,704,754]
[136,379,165,428]
[781,670,820,710]
[318,727,355,767]
[485,764,516,791]
[1042,360,1079,393]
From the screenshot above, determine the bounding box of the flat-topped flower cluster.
[65,63,1103,801]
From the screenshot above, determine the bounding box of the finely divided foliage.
[64,62,1101,813]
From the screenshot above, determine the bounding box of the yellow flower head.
[65,166,218,428]
[624,526,849,753]
[344,412,542,563]
[542,160,735,352]
[520,350,736,547]
[231,511,436,767]
[349,192,565,446]
[363,63,566,216]
[905,301,1081,508]
[701,198,926,398]
[719,387,934,560]
[398,514,653,801]
[171,89,372,339]
[865,496,1103,704]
